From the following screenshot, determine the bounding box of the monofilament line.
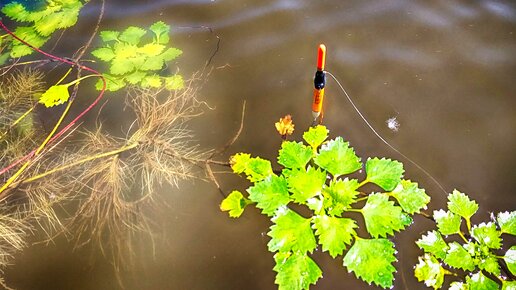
[325,70,447,195]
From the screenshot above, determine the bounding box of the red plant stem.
[0,21,107,176]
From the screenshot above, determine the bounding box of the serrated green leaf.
[119,26,146,45]
[343,238,397,289]
[390,180,430,214]
[505,246,516,276]
[10,26,49,58]
[140,57,165,71]
[273,252,322,290]
[277,141,313,169]
[433,209,461,235]
[471,222,502,249]
[450,282,468,290]
[39,85,70,107]
[96,74,125,92]
[268,209,317,254]
[322,178,359,216]
[91,47,116,62]
[287,166,326,204]
[503,281,516,290]
[220,190,249,218]
[34,3,81,36]
[416,230,449,260]
[150,21,170,44]
[140,74,162,88]
[137,43,166,56]
[99,30,120,42]
[160,47,183,61]
[247,175,290,217]
[312,215,356,258]
[109,57,135,75]
[245,157,273,182]
[113,42,138,59]
[466,271,499,290]
[125,71,147,85]
[414,254,448,289]
[361,193,411,238]
[478,255,501,276]
[230,153,250,174]
[314,137,362,178]
[2,3,31,22]
[365,158,404,191]
[164,74,184,90]
[498,211,516,235]
[444,242,476,271]
[303,125,328,149]
[447,190,478,221]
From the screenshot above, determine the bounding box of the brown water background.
[3,0,516,289]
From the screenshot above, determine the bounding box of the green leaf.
[416,230,449,260]
[414,254,447,289]
[343,238,397,289]
[287,166,327,204]
[444,242,476,271]
[277,141,313,169]
[303,125,328,149]
[247,175,290,217]
[466,271,499,290]
[478,255,501,276]
[433,209,461,235]
[110,58,135,75]
[140,57,165,71]
[390,180,430,214]
[447,190,478,221]
[91,47,116,62]
[361,193,411,238]
[119,26,147,45]
[245,157,273,182]
[125,71,148,85]
[220,190,249,218]
[322,178,359,216]
[34,3,82,36]
[314,137,362,178]
[365,158,404,191]
[39,85,70,107]
[503,281,516,290]
[268,209,317,254]
[497,211,516,235]
[312,215,357,258]
[149,21,170,44]
[230,153,250,174]
[138,43,166,56]
[505,246,516,276]
[99,30,120,42]
[273,252,322,290]
[450,282,468,290]
[471,222,502,249]
[164,74,184,90]
[2,3,31,22]
[96,74,125,92]
[160,47,183,61]
[230,154,272,182]
[10,26,49,58]
[140,74,162,88]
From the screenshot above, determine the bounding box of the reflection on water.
[4,0,516,289]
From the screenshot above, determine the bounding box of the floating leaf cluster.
[91,21,184,92]
[415,192,516,289]
[0,0,86,60]
[221,124,431,289]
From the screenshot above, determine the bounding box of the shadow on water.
[3,0,516,289]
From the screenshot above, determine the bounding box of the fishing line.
[325,70,447,195]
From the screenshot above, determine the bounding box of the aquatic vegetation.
[222,124,431,289]
[415,192,516,289]
[0,0,86,60]
[91,21,184,92]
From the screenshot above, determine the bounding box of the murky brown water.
[3,0,516,289]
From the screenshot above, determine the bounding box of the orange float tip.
[317,44,326,71]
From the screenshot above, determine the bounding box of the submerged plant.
[0,0,86,61]
[221,124,431,289]
[414,192,516,289]
[91,21,184,92]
